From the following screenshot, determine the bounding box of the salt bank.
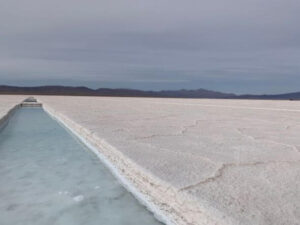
[0,95,299,225]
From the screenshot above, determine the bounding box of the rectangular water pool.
[0,107,163,225]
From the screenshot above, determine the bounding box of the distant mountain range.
[0,85,299,100]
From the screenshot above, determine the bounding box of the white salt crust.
[37,97,300,225]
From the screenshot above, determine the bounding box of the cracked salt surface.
[0,107,163,225]
[37,96,300,225]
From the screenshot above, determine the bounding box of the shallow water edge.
[0,102,174,225]
[42,104,174,225]
[0,105,167,225]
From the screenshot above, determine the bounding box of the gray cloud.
[0,0,300,94]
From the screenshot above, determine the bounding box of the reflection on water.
[0,108,162,225]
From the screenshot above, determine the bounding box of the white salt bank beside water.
[0,107,163,225]
[0,95,299,225]
[39,96,300,225]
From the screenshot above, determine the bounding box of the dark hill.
[0,85,299,100]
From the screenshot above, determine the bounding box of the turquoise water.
[0,107,163,225]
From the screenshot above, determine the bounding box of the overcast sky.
[0,0,299,94]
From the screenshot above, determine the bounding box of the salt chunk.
[73,195,84,202]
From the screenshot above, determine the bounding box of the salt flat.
[37,96,300,225]
[0,96,299,225]
[0,95,26,124]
